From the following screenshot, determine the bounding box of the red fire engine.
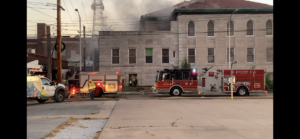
[153,67,266,96]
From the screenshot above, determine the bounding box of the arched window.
[247,20,254,35]
[266,20,273,35]
[207,21,214,36]
[188,21,195,36]
[227,20,234,36]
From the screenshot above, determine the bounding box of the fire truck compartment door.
[105,81,118,92]
[80,75,89,92]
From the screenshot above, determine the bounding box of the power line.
[27,6,56,19]
[62,0,78,33]
[80,0,92,33]
[69,0,78,20]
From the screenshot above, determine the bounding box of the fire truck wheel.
[237,87,248,96]
[170,87,182,96]
[37,99,47,103]
[93,89,103,97]
[55,90,65,102]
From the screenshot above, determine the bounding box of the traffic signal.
[116,71,119,75]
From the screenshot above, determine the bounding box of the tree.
[250,65,256,69]
[265,73,273,90]
[181,57,191,68]
[172,57,191,69]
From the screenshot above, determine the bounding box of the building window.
[208,48,214,63]
[129,74,137,87]
[162,49,169,63]
[227,20,234,36]
[188,21,195,36]
[266,20,273,35]
[129,49,136,64]
[207,20,214,36]
[247,48,254,62]
[227,48,235,62]
[173,51,175,58]
[266,47,273,62]
[145,48,152,63]
[247,20,254,36]
[112,49,119,64]
[188,49,195,63]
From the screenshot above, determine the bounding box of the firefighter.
[88,79,96,100]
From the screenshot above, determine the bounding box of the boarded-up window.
[145,48,152,63]
[162,49,169,63]
[129,49,136,64]
[227,48,235,62]
[188,49,195,63]
[247,48,254,62]
[247,20,254,35]
[207,21,214,36]
[266,20,273,35]
[266,47,273,62]
[112,49,119,64]
[227,21,234,36]
[208,48,214,63]
[188,21,195,36]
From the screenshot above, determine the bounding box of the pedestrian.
[66,69,72,79]
[89,79,96,100]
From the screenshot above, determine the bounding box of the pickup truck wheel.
[37,99,47,103]
[55,90,65,102]
[170,87,182,96]
[237,87,248,96]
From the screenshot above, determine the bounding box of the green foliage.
[171,64,179,69]
[250,65,256,69]
[180,57,191,68]
[265,73,273,90]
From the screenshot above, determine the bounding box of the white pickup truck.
[27,75,67,103]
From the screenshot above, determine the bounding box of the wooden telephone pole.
[47,26,52,80]
[57,0,62,83]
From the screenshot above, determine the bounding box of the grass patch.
[171,118,183,127]
[44,117,78,138]
[93,131,102,139]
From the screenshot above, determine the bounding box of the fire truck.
[152,67,266,96]
[67,71,122,97]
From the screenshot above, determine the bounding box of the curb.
[157,96,273,99]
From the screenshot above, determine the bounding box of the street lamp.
[228,9,238,69]
[75,9,81,71]
[230,61,237,100]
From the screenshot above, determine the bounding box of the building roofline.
[173,8,273,14]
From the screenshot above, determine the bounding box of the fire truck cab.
[153,68,198,96]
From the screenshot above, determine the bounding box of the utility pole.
[57,0,62,83]
[47,26,52,80]
[84,25,86,71]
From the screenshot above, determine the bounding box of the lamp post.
[228,9,238,69]
[231,61,237,100]
[75,9,81,71]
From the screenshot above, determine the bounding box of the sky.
[27,0,273,38]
